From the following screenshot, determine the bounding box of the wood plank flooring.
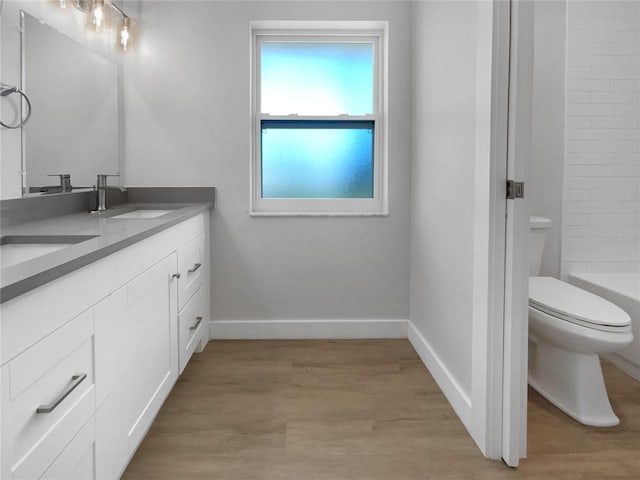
[122,340,640,479]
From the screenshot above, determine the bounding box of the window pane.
[260,42,374,115]
[261,120,374,198]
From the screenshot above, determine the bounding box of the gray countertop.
[0,202,212,303]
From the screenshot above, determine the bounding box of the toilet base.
[528,337,620,427]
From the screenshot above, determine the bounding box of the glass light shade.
[86,0,112,33]
[115,16,137,52]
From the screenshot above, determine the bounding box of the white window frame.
[250,22,388,216]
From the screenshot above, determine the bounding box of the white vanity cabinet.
[0,211,210,480]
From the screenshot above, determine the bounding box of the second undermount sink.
[110,209,177,220]
[0,235,98,269]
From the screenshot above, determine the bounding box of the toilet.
[528,216,633,427]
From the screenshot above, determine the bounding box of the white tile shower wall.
[563,1,640,276]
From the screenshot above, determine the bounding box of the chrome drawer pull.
[36,373,87,414]
[190,316,203,331]
[188,263,202,274]
[172,273,181,279]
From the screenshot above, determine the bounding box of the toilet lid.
[529,277,631,330]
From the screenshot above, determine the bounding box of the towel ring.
[0,83,32,129]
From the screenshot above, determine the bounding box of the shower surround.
[562,1,640,276]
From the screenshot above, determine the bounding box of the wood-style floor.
[122,340,640,479]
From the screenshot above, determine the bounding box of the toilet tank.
[529,216,552,276]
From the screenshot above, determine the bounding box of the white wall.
[410,1,496,449]
[530,1,567,278]
[562,0,640,276]
[124,1,412,323]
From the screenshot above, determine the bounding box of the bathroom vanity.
[0,197,213,479]
[0,4,215,477]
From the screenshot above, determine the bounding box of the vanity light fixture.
[49,0,139,52]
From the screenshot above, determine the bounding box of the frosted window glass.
[260,42,374,115]
[261,120,374,198]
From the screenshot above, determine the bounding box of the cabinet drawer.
[178,282,209,374]
[41,416,95,480]
[177,233,207,310]
[1,310,95,480]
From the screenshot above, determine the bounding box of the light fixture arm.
[110,2,127,19]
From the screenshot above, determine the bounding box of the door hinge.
[506,180,524,199]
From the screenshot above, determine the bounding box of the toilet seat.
[529,276,631,333]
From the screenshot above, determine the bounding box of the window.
[251,24,387,215]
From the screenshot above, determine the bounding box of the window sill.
[249,210,389,217]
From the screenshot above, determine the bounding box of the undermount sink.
[110,209,176,220]
[0,235,98,269]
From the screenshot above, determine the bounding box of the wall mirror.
[20,11,119,195]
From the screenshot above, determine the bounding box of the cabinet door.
[121,253,178,456]
[96,253,179,479]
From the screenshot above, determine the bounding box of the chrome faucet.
[93,174,127,212]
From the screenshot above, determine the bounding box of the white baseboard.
[209,319,408,340]
[604,352,640,381]
[408,321,472,430]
